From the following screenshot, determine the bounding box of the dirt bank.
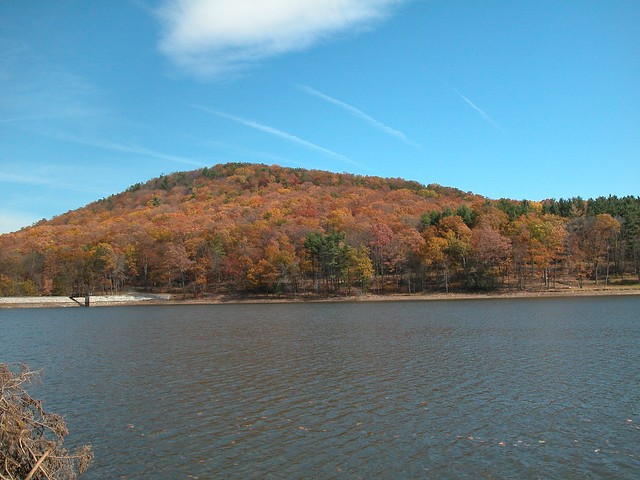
[2,286,638,309]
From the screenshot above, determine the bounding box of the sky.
[1,0,638,234]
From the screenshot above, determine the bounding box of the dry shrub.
[0,364,93,479]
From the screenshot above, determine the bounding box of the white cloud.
[157,0,402,78]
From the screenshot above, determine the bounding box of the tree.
[566,216,590,287]
[0,274,18,296]
[469,226,510,289]
[527,215,566,289]
[0,364,93,479]
[1,163,637,297]
[163,243,194,296]
[369,223,395,292]
[391,229,425,293]
[438,216,472,291]
[420,226,448,291]
[88,243,123,294]
[304,231,351,294]
[247,238,299,294]
[586,214,621,285]
[455,204,478,228]
[346,245,374,294]
[567,213,618,285]
[509,214,566,289]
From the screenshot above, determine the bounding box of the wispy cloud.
[41,131,205,167]
[298,85,419,147]
[453,89,503,132]
[196,106,359,166]
[89,140,206,167]
[195,138,302,167]
[0,209,41,234]
[156,0,402,78]
[0,113,94,124]
[0,61,103,121]
[0,171,52,187]
[0,169,105,195]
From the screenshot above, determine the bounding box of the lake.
[2,296,639,479]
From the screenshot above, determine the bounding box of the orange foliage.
[0,163,633,296]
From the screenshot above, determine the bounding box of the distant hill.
[0,162,638,297]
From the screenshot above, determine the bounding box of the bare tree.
[0,364,93,480]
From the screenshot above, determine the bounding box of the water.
[1,297,639,479]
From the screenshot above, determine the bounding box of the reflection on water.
[2,297,640,478]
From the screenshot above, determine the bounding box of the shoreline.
[1,286,639,309]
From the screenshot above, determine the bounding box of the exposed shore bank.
[1,286,639,309]
[0,292,172,309]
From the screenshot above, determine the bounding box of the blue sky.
[1,0,638,234]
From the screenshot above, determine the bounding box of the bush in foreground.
[0,364,92,479]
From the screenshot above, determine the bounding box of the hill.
[0,163,638,297]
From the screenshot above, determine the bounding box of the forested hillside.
[1,163,639,297]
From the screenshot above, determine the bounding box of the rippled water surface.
[2,296,640,478]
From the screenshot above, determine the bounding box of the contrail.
[298,85,419,147]
[453,89,504,132]
[104,142,206,166]
[196,106,359,166]
[0,171,105,194]
[0,113,86,123]
[47,131,205,167]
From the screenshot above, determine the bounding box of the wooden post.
[84,294,90,307]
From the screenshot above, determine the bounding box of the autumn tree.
[440,216,472,274]
[469,225,511,289]
[566,216,590,287]
[391,229,425,293]
[369,223,395,292]
[163,243,194,296]
[0,164,637,297]
[509,214,566,289]
[345,245,374,294]
[247,237,299,294]
[420,226,448,291]
[585,214,621,285]
[87,243,124,294]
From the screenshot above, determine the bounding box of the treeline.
[0,163,638,297]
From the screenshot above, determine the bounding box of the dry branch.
[0,364,92,480]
